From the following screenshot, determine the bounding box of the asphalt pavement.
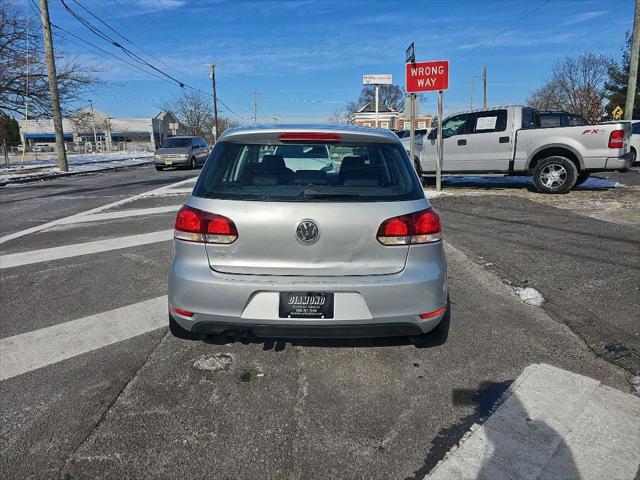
[0,165,638,479]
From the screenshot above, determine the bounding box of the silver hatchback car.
[168,125,449,342]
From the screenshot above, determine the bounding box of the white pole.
[375,85,380,128]
[409,94,416,164]
[89,99,98,145]
[436,90,443,192]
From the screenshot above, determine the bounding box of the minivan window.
[633,122,640,134]
[160,138,191,148]
[193,142,423,202]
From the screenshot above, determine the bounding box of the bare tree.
[526,53,613,122]
[0,4,99,118]
[328,108,350,124]
[162,91,238,143]
[345,84,405,119]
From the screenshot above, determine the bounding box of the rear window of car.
[193,141,423,202]
[633,122,640,135]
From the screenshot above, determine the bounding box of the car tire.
[169,313,200,340]
[410,299,450,347]
[631,147,637,165]
[189,157,196,170]
[574,171,590,186]
[155,165,164,171]
[532,156,577,194]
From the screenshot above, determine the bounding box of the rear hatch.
[188,129,426,277]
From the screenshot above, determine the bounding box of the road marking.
[425,364,640,480]
[0,296,168,381]
[1,230,173,269]
[55,205,181,225]
[0,176,196,245]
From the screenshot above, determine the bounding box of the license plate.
[164,160,172,165]
[279,292,334,319]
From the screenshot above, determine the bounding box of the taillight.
[608,130,625,149]
[377,208,441,245]
[174,205,238,244]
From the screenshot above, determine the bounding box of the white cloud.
[561,10,607,26]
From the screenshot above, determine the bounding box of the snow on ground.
[0,152,152,172]
[0,153,153,185]
[513,286,545,306]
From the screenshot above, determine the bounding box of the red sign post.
[405,60,449,93]
[405,59,449,191]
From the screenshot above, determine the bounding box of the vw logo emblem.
[296,219,320,245]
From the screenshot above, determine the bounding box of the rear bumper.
[154,157,189,166]
[187,320,425,338]
[603,151,634,171]
[168,240,448,337]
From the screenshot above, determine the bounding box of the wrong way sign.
[406,60,449,92]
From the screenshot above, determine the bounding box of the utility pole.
[21,1,30,166]
[88,99,98,146]
[202,64,220,142]
[38,0,68,171]
[483,64,487,110]
[625,0,640,120]
[251,92,260,124]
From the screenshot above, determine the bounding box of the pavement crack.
[56,329,168,478]
[288,346,309,480]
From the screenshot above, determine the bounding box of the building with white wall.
[19,110,184,152]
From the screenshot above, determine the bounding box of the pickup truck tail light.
[377,208,441,245]
[175,205,238,244]
[608,130,625,149]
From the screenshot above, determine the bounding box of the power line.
[458,0,551,59]
[60,0,186,87]
[28,0,172,84]
[31,0,247,121]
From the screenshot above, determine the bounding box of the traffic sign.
[612,106,623,120]
[406,60,449,92]
[363,74,392,85]
[406,42,415,64]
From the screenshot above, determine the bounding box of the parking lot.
[1,165,638,479]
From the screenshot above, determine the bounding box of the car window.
[568,115,588,126]
[193,142,423,202]
[632,123,640,135]
[160,138,191,148]
[441,114,469,138]
[470,110,507,134]
[540,115,561,127]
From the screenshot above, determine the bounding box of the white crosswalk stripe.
[0,296,168,381]
[1,230,173,269]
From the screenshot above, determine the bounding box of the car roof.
[218,124,401,144]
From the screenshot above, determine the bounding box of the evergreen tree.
[605,32,640,119]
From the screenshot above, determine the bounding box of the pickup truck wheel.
[631,147,637,165]
[413,157,422,176]
[574,171,590,186]
[533,156,577,194]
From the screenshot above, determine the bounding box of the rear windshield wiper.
[297,189,362,200]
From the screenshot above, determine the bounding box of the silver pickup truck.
[408,105,633,193]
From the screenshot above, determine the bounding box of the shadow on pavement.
[407,381,580,480]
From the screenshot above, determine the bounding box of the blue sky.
[25,0,637,122]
